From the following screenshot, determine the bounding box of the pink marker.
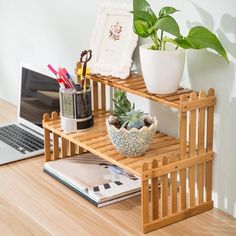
[58,68,72,88]
[47,64,65,88]
[48,64,57,75]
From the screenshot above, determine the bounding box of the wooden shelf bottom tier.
[43,112,181,176]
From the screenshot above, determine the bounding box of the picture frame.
[90,2,138,79]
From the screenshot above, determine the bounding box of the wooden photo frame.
[90,2,138,79]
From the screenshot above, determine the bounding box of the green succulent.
[121,110,146,130]
[113,90,134,121]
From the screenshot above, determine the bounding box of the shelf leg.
[141,163,149,232]
[197,91,206,204]
[93,81,99,113]
[189,92,197,207]
[206,89,215,201]
[151,160,159,220]
[179,95,187,210]
[79,146,84,155]
[101,84,106,113]
[43,113,51,162]
[161,157,168,217]
[52,133,59,160]
[69,142,76,156]
[61,137,68,158]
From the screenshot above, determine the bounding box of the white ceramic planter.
[140,43,185,94]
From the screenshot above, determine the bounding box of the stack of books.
[44,153,141,207]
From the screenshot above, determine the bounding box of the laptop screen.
[20,67,60,128]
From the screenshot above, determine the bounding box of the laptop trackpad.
[0,141,24,165]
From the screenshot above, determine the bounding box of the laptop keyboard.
[0,124,44,154]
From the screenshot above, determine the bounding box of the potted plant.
[106,90,158,158]
[131,0,229,94]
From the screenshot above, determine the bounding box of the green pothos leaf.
[148,15,181,37]
[159,6,179,17]
[185,26,229,63]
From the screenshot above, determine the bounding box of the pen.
[47,64,66,88]
[58,68,79,91]
[63,69,78,91]
[58,68,72,88]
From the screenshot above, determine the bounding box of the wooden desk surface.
[0,99,236,236]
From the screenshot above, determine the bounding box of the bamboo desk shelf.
[43,74,216,233]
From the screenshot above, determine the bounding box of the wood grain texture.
[189,92,197,207]
[206,89,215,202]
[101,84,106,112]
[142,152,213,179]
[179,95,187,210]
[43,114,51,162]
[52,133,59,160]
[143,201,214,233]
[42,86,216,233]
[0,196,50,236]
[1,155,236,236]
[61,137,68,158]
[93,80,99,113]
[90,75,181,109]
[141,162,149,229]
[170,157,178,214]
[69,142,76,156]
[197,91,206,204]
[161,157,168,217]
[0,100,235,236]
[78,147,84,154]
[0,99,17,122]
[43,113,180,176]
[151,160,159,220]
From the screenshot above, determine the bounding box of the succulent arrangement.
[112,90,134,123]
[109,90,151,130]
[106,90,158,158]
[121,110,146,130]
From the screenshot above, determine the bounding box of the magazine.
[44,153,141,207]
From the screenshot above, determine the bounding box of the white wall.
[0,0,236,217]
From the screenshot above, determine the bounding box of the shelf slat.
[43,113,180,176]
[89,74,181,109]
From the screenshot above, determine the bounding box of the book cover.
[44,153,141,207]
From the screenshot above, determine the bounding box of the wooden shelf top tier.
[89,74,216,112]
[43,112,181,177]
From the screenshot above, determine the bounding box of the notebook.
[44,153,141,207]
[0,63,60,165]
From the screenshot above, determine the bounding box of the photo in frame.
[90,2,138,79]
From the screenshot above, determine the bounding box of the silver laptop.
[0,64,60,165]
